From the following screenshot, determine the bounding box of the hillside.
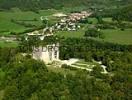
[0,0,132,10]
[0,0,132,99]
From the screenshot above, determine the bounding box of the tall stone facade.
[33,44,59,64]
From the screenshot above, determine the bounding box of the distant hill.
[113,4,132,21]
[0,0,131,11]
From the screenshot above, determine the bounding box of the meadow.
[0,7,86,36]
[55,28,132,45]
[55,29,85,38]
[101,29,132,45]
[0,8,59,35]
[47,65,76,75]
[55,17,132,45]
[0,41,18,48]
[0,8,132,45]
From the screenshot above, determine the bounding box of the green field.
[72,60,100,69]
[55,29,85,38]
[0,8,59,35]
[55,28,132,45]
[47,66,76,75]
[0,41,18,48]
[101,29,132,45]
[61,6,88,13]
[0,8,132,45]
[88,17,113,24]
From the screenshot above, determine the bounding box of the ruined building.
[33,43,59,64]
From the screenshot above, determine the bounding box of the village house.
[25,11,92,63]
[53,11,91,31]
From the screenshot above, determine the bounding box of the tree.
[42,18,48,27]
[91,65,103,78]
[84,28,102,38]
[96,15,104,24]
[3,85,19,100]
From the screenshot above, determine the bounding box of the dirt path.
[0,36,17,42]
[55,59,108,74]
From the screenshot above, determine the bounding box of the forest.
[0,37,132,99]
[0,0,132,100]
[0,0,132,11]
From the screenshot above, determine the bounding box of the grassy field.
[0,8,59,35]
[101,29,132,45]
[61,6,87,13]
[47,66,76,75]
[103,18,112,22]
[0,41,18,48]
[55,27,132,45]
[0,8,132,45]
[72,60,99,69]
[88,18,98,24]
[88,17,113,24]
[0,8,111,35]
[55,29,85,38]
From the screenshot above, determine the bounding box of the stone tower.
[33,43,59,64]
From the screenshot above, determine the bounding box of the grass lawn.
[103,18,112,22]
[88,18,98,24]
[61,6,87,13]
[88,17,113,24]
[0,41,18,48]
[72,63,94,69]
[55,29,85,38]
[73,60,99,69]
[76,61,97,66]
[101,29,132,45]
[47,66,76,75]
[0,9,38,34]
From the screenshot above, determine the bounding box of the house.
[52,11,91,31]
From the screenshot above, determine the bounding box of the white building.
[26,27,59,64]
[33,44,59,64]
